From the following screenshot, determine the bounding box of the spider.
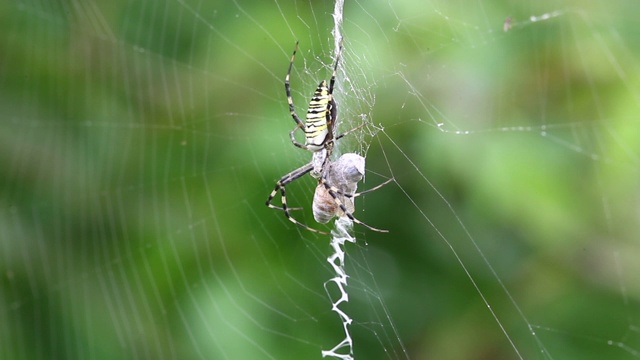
[266,41,391,234]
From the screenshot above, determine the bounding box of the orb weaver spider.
[266,42,391,234]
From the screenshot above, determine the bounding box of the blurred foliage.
[1,0,640,359]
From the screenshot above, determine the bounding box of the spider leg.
[328,42,343,95]
[319,176,389,233]
[285,42,306,129]
[280,185,328,235]
[266,162,313,210]
[322,43,342,146]
[266,185,303,212]
[266,162,329,234]
[285,41,312,151]
[334,122,365,141]
[334,177,395,199]
[289,124,308,150]
[325,98,337,145]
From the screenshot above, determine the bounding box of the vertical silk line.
[323,3,355,359]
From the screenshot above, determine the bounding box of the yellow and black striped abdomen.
[304,80,332,151]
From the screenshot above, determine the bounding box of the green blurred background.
[2,0,640,359]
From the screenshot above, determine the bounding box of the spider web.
[2,0,640,359]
